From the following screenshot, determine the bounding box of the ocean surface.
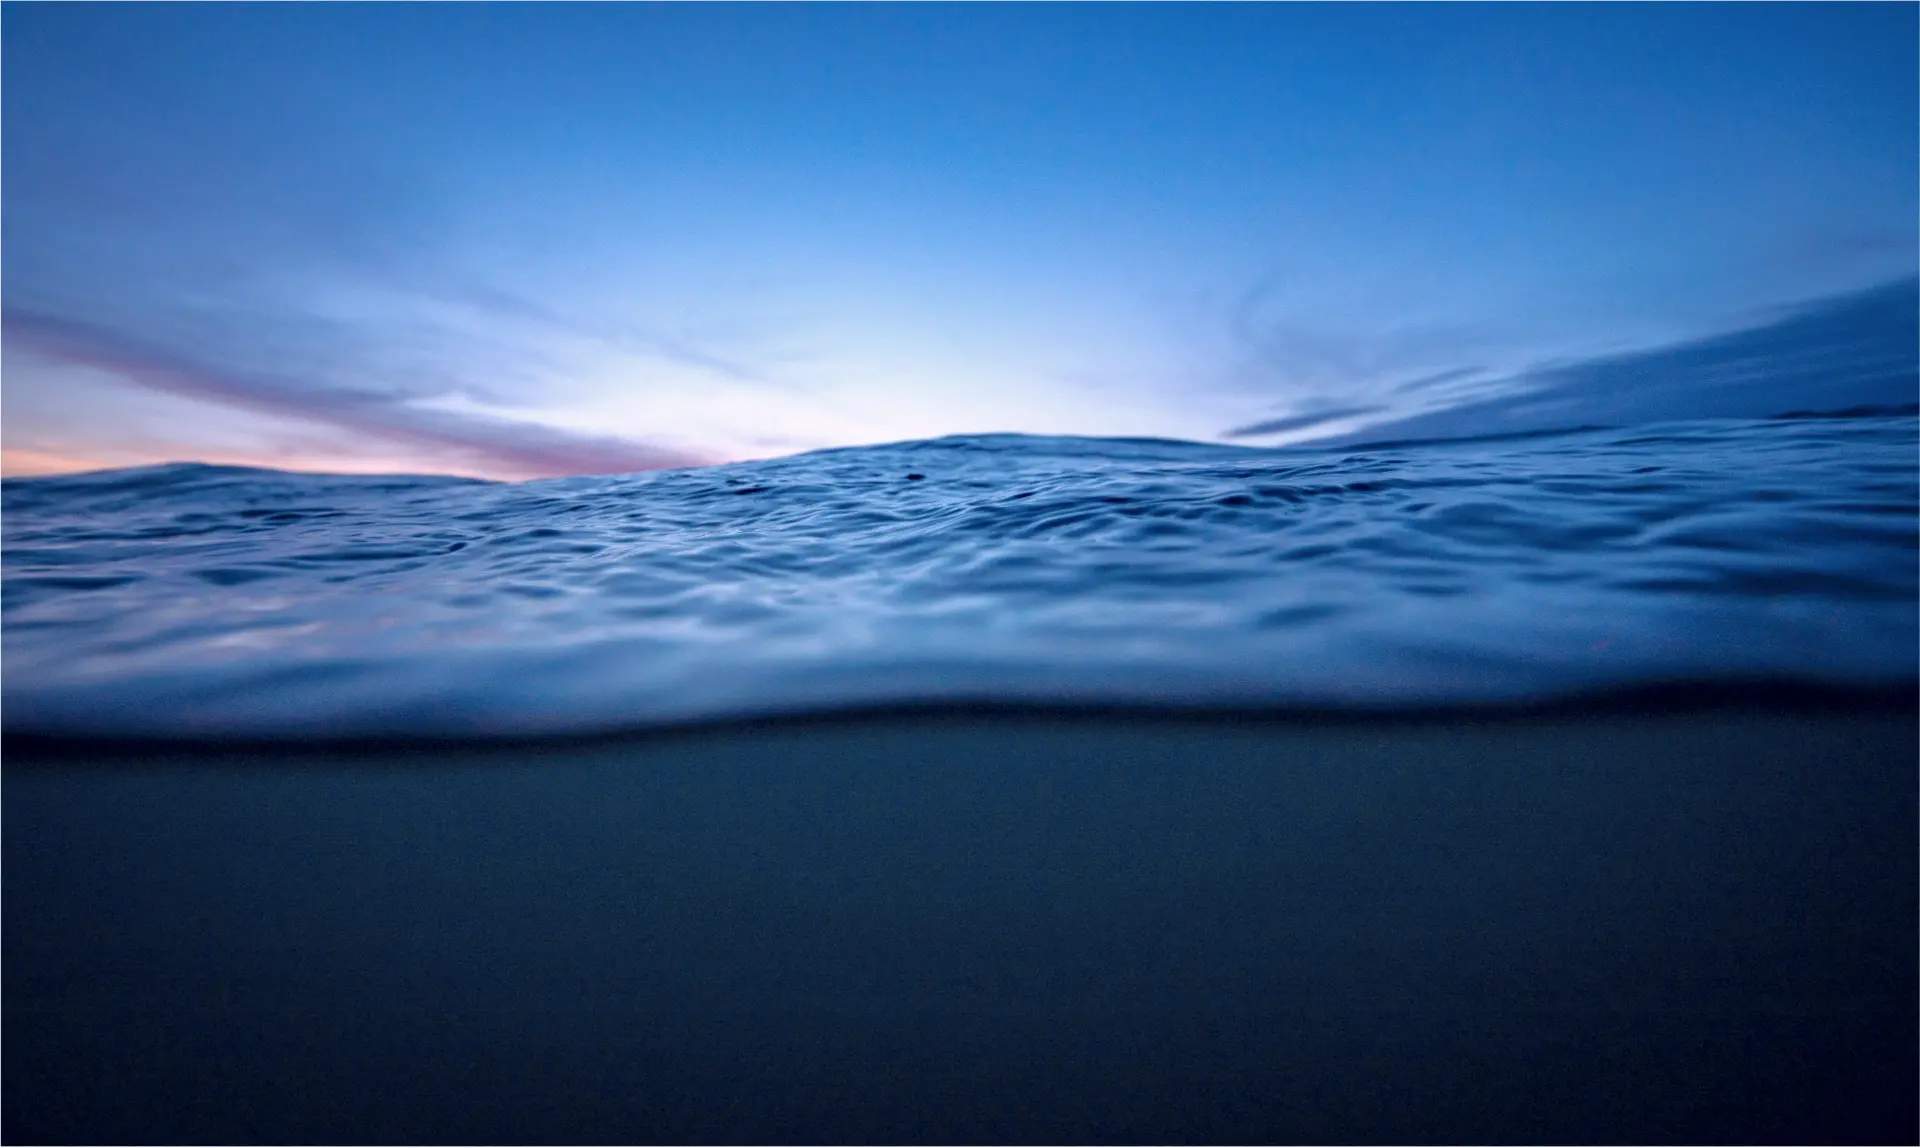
[4,411,1916,739]
[7,394,1918,1143]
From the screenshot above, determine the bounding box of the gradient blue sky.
[5,3,1915,478]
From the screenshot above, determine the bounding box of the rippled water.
[4,413,1915,739]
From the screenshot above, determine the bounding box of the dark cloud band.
[4,307,707,479]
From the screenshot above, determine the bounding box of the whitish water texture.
[4,414,1915,739]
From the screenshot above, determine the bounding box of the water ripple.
[4,415,1914,738]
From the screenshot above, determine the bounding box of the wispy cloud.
[1392,366,1487,394]
[424,279,783,389]
[1205,273,1531,426]
[0,47,793,480]
[4,308,709,479]
[1301,277,1920,446]
[1222,406,1385,440]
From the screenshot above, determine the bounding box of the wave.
[5,410,1914,741]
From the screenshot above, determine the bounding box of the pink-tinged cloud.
[0,447,123,477]
[3,307,712,480]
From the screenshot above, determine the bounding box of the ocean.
[5,410,1916,1143]
[5,414,1914,738]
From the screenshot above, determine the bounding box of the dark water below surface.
[5,412,1915,738]
[6,709,1914,1144]
[5,406,1916,1142]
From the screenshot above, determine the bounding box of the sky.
[4,3,1915,480]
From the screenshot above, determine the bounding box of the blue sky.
[4,3,1915,478]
